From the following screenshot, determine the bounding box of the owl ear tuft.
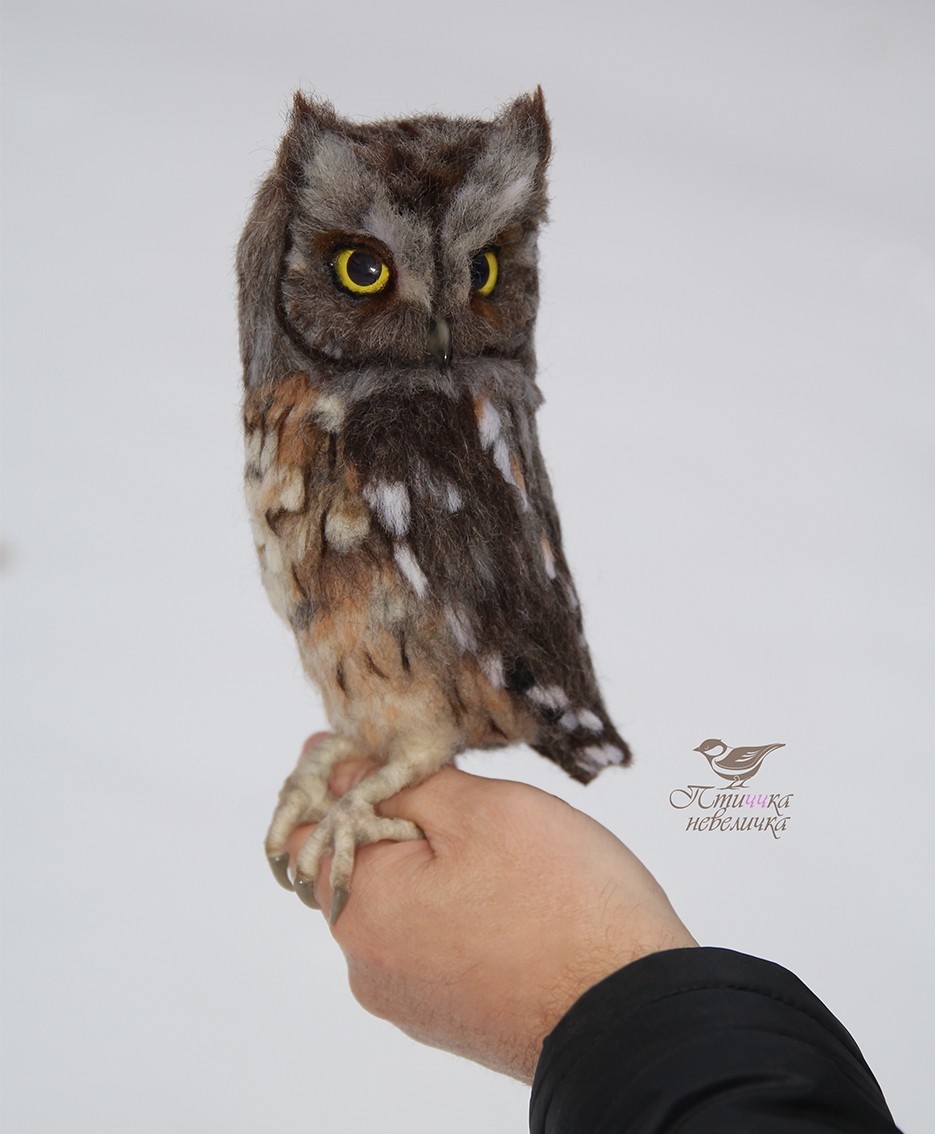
[291,91,339,131]
[500,86,551,171]
[281,91,340,168]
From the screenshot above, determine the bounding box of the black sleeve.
[529,947,900,1133]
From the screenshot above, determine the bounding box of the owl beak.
[427,317,451,372]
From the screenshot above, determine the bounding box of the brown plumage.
[238,90,630,921]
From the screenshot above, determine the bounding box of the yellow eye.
[470,249,498,296]
[332,247,391,295]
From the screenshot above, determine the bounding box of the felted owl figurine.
[238,88,630,923]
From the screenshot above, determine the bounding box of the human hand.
[286,736,697,1083]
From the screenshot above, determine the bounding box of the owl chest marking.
[243,375,436,678]
[244,374,370,627]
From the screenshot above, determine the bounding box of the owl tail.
[527,696,632,784]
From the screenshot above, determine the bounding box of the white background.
[2,1,932,1130]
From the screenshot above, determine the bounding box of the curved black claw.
[268,853,294,892]
[295,877,321,910]
[329,887,350,927]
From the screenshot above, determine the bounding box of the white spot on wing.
[393,543,427,598]
[527,685,570,711]
[540,534,556,579]
[477,398,502,448]
[364,480,411,537]
[559,711,579,731]
[579,744,627,773]
[492,437,512,482]
[444,481,463,512]
[576,709,603,733]
[479,398,529,508]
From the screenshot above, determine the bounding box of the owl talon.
[268,852,294,891]
[264,735,359,879]
[295,877,321,910]
[292,790,424,921]
[329,888,350,926]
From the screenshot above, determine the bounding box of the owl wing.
[339,382,630,784]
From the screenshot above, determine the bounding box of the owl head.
[238,90,551,389]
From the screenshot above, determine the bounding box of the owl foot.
[264,734,360,892]
[293,789,423,925]
[294,874,348,921]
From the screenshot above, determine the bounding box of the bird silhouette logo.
[693,739,785,788]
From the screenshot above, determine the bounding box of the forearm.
[530,947,900,1134]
